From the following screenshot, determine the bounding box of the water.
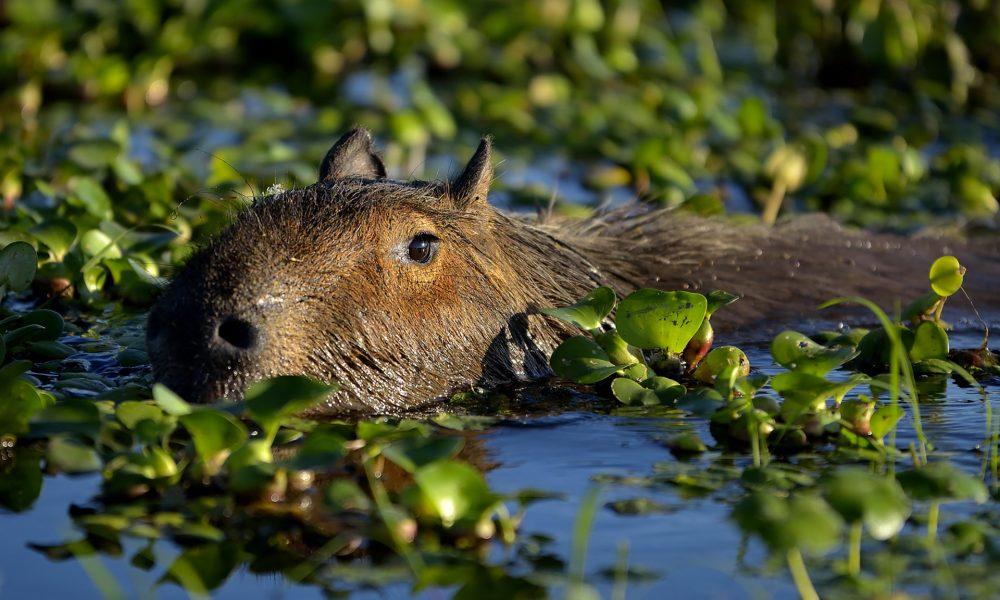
[1,314,996,598]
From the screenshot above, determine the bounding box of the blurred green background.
[1,0,999,305]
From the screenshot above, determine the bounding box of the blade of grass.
[568,486,601,585]
[821,297,927,463]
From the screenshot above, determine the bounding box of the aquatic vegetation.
[542,255,997,596]
[1,0,999,597]
[7,372,551,595]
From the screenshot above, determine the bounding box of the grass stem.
[926,501,940,545]
[786,547,819,600]
[848,522,862,577]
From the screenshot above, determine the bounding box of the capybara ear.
[318,128,387,182]
[450,136,493,209]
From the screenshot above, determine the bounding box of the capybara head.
[146,129,586,413]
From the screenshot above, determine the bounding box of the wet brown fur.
[147,131,1000,414]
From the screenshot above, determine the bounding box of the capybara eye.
[407,233,439,264]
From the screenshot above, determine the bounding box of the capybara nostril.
[216,316,258,352]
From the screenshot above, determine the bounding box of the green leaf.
[732,491,843,556]
[869,404,904,442]
[705,290,740,316]
[611,378,648,404]
[413,460,497,527]
[68,139,120,169]
[592,329,639,366]
[287,427,348,470]
[611,376,684,406]
[161,542,240,593]
[909,321,949,362]
[80,229,123,260]
[382,435,464,473]
[771,330,857,375]
[665,432,707,455]
[18,309,64,341]
[46,435,102,474]
[114,401,165,430]
[30,219,77,261]
[0,449,42,512]
[928,255,964,298]
[68,176,113,219]
[675,387,725,417]
[821,468,910,540]
[616,289,707,351]
[326,479,372,512]
[4,324,47,346]
[902,291,941,322]
[854,326,915,372]
[771,372,868,415]
[179,409,247,471]
[897,462,988,503]
[549,335,621,384]
[153,384,192,416]
[0,241,37,292]
[0,378,47,436]
[693,346,750,384]
[30,398,102,439]
[245,376,338,441]
[540,286,615,330]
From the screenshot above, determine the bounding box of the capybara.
[146,129,1000,413]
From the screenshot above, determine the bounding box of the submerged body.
[147,130,1000,413]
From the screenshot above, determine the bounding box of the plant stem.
[926,501,940,545]
[762,181,787,225]
[612,541,629,600]
[569,486,601,584]
[848,522,862,576]
[933,298,946,325]
[786,547,819,600]
[362,454,424,573]
[749,419,761,468]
